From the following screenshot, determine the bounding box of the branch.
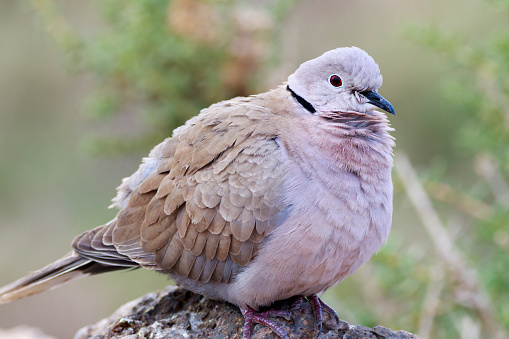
[424,181,493,220]
[475,153,509,208]
[395,153,507,339]
[417,265,444,339]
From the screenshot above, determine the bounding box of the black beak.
[361,91,395,115]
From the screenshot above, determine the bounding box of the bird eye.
[329,74,342,87]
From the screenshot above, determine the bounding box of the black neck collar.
[287,85,316,114]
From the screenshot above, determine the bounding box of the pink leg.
[308,295,324,332]
[289,295,304,311]
[318,297,340,324]
[307,295,340,333]
[241,305,290,339]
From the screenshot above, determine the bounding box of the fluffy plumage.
[0,46,395,338]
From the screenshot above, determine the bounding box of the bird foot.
[241,305,290,339]
[307,294,340,333]
[240,296,338,338]
[289,295,304,311]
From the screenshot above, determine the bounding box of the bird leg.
[308,295,323,332]
[241,305,291,339]
[289,295,304,311]
[307,294,340,333]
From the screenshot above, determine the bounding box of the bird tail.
[0,251,125,304]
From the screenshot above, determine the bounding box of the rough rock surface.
[75,286,420,339]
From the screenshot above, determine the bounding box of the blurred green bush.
[32,0,296,155]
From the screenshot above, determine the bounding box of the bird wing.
[75,99,290,284]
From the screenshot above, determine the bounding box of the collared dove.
[0,46,395,338]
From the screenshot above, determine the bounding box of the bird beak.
[361,91,395,115]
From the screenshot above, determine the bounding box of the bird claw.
[240,296,339,338]
[241,305,290,339]
[261,308,293,321]
[289,296,304,311]
[307,295,340,334]
[318,297,340,325]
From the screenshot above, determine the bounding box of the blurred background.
[1,0,509,338]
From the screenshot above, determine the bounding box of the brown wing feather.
[216,235,231,261]
[198,258,218,282]
[75,102,289,284]
[140,213,178,252]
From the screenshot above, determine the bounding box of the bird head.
[287,47,395,115]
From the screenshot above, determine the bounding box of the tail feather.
[0,251,126,304]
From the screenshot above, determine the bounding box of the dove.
[0,46,395,338]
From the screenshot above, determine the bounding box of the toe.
[307,295,323,333]
[241,305,290,339]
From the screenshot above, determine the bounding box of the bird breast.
[228,111,393,308]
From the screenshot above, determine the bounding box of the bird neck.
[285,111,394,181]
[286,85,316,114]
[316,110,393,143]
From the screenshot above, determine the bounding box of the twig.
[475,154,509,208]
[395,153,507,339]
[418,265,444,339]
[457,316,481,339]
[475,62,509,130]
[424,181,493,220]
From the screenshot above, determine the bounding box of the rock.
[75,286,420,339]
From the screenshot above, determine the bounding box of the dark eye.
[329,74,342,87]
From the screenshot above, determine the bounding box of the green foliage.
[83,0,233,154]
[406,17,509,169]
[34,0,296,155]
[407,20,509,331]
[474,207,509,319]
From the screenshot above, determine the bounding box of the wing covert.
[111,102,289,283]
